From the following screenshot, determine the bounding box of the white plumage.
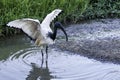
[7,9,68,61]
[7,9,62,46]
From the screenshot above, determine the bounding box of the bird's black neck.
[48,26,57,41]
[48,22,68,41]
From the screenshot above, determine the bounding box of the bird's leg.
[46,58,48,68]
[41,49,44,67]
[45,46,48,62]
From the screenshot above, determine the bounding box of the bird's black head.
[54,22,68,41]
[48,22,68,41]
[54,22,62,27]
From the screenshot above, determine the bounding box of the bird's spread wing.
[41,9,62,27]
[7,18,41,39]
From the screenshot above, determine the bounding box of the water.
[0,35,120,80]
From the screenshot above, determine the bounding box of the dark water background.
[0,35,120,80]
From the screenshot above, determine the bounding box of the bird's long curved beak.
[58,24,68,41]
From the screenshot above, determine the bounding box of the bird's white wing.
[41,9,62,27]
[7,18,41,39]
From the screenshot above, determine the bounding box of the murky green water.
[0,35,120,80]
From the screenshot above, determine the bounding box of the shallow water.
[0,35,120,80]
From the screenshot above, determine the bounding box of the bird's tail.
[35,36,46,46]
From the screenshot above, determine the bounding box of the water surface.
[0,35,120,80]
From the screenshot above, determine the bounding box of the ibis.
[7,9,68,61]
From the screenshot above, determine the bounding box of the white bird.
[7,9,68,61]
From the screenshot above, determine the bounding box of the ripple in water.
[0,47,120,80]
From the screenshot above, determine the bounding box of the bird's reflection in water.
[26,59,54,80]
